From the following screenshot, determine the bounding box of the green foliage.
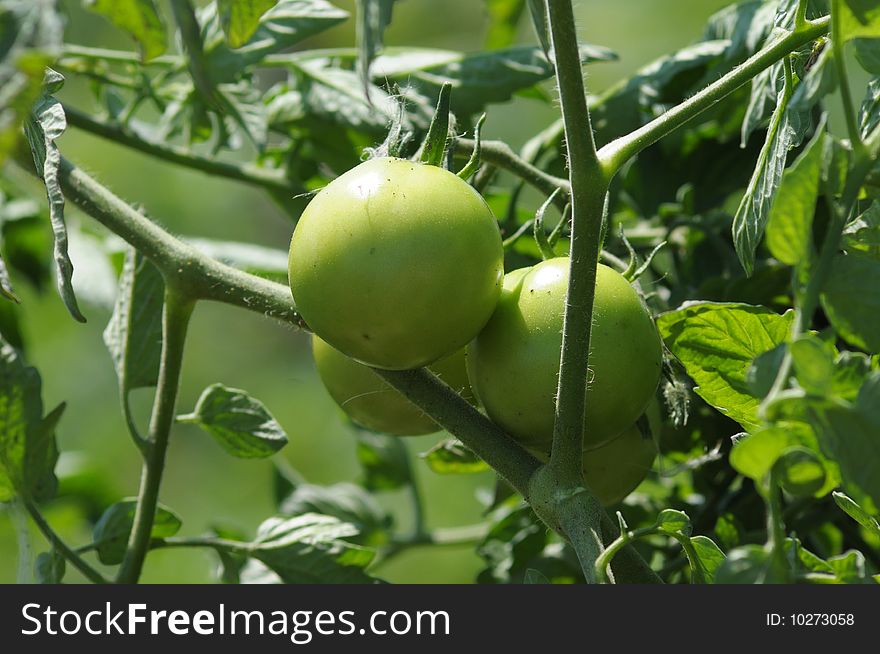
[93,499,181,565]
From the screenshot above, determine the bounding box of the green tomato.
[580,421,657,506]
[289,157,504,370]
[467,257,663,451]
[312,335,473,436]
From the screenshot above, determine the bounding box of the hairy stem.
[116,290,194,583]
[599,17,831,173]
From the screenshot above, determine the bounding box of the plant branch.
[117,289,194,583]
[453,138,569,203]
[599,16,831,174]
[64,107,297,195]
[23,500,110,584]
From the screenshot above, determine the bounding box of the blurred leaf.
[356,0,395,98]
[843,201,880,257]
[714,544,776,583]
[860,77,880,138]
[179,383,289,459]
[250,513,378,584]
[84,0,167,61]
[765,124,824,267]
[23,69,85,322]
[201,0,349,83]
[216,80,268,148]
[217,0,278,48]
[186,238,288,280]
[279,482,389,545]
[66,229,117,310]
[0,0,62,168]
[837,0,880,40]
[374,44,615,119]
[523,568,550,584]
[485,0,526,50]
[0,252,17,303]
[209,524,249,583]
[833,491,880,537]
[790,333,836,395]
[93,499,182,565]
[0,338,59,502]
[355,431,411,491]
[525,0,550,60]
[746,343,786,397]
[0,194,52,292]
[477,503,551,584]
[34,549,65,583]
[774,447,827,497]
[103,247,164,392]
[657,302,795,430]
[421,438,489,475]
[821,251,880,353]
[267,62,399,134]
[855,38,880,73]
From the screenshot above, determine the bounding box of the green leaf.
[689,535,726,584]
[790,333,836,395]
[93,499,182,565]
[267,62,400,134]
[374,44,615,119]
[356,0,395,99]
[860,78,880,139]
[34,549,65,584]
[103,247,164,393]
[201,0,349,83]
[279,482,388,545]
[654,509,692,537]
[843,201,880,257]
[355,431,411,491]
[774,447,827,497]
[179,383,288,459]
[657,302,795,430]
[838,0,880,40]
[731,427,800,482]
[84,0,167,61]
[746,343,787,397]
[217,0,278,48]
[525,0,550,60]
[485,0,527,50]
[715,544,783,583]
[249,513,378,584]
[832,491,880,537]
[523,568,551,584]
[765,123,824,267]
[855,38,880,73]
[421,438,489,475]
[0,0,62,168]
[821,251,880,353]
[0,338,59,502]
[827,550,871,583]
[24,70,85,323]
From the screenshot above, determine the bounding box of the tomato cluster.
[289,158,663,505]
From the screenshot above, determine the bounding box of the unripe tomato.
[530,402,660,506]
[467,258,662,451]
[312,335,473,436]
[289,158,504,370]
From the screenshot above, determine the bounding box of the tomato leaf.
[355,431,411,491]
[657,302,794,430]
[84,0,167,61]
[278,482,389,546]
[355,0,396,100]
[92,499,182,565]
[820,251,880,353]
[217,0,278,48]
[421,438,490,475]
[178,384,289,459]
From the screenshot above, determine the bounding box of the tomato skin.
[312,335,473,436]
[467,258,663,451]
[289,157,504,370]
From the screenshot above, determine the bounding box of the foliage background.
[0,0,756,583]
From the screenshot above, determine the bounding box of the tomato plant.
[0,0,878,589]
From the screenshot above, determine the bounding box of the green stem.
[599,17,831,174]
[375,368,541,498]
[64,107,296,195]
[116,290,194,583]
[453,138,570,202]
[831,0,864,152]
[23,500,110,584]
[545,0,606,483]
[11,498,33,583]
